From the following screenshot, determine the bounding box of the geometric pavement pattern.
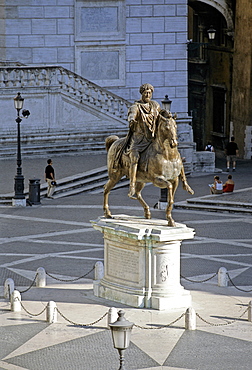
[1,323,252,369]
[3,328,159,370]
[165,330,252,370]
[1,188,252,369]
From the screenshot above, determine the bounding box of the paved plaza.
[0,154,252,370]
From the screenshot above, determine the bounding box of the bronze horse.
[103,111,194,226]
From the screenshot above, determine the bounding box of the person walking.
[205,141,214,152]
[225,136,239,171]
[45,159,56,199]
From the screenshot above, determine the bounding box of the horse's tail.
[105,135,119,152]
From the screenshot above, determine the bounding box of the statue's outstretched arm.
[128,104,138,124]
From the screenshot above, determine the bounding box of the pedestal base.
[91,215,195,311]
[12,198,26,207]
[94,279,192,310]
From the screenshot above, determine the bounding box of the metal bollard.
[36,267,46,287]
[11,290,22,312]
[107,307,118,328]
[46,301,57,323]
[248,301,252,322]
[218,267,228,287]
[4,278,15,300]
[185,307,196,330]
[95,261,104,280]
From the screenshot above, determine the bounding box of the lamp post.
[161,95,172,112]
[12,92,30,207]
[207,25,216,41]
[109,310,134,370]
[158,95,172,208]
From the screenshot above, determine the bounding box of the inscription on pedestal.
[107,244,139,283]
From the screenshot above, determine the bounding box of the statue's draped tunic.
[128,100,160,153]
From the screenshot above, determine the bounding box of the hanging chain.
[19,273,38,293]
[46,266,95,282]
[196,306,249,327]
[17,297,48,317]
[134,312,185,329]
[56,307,108,327]
[181,272,218,283]
[226,272,252,293]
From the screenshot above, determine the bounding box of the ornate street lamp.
[109,310,134,370]
[12,92,30,207]
[161,95,172,112]
[207,25,216,41]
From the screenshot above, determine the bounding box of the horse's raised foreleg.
[135,182,151,219]
[180,166,194,195]
[103,177,119,218]
[166,178,179,227]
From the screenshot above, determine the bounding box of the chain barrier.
[9,297,252,329]
[226,272,252,293]
[19,273,38,294]
[17,297,48,317]
[56,307,108,327]
[14,267,95,294]
[7,266,252,329]
[45,265,95,282]
[196,306,250,327]
[181,271,218,283]
[134,312,185,329]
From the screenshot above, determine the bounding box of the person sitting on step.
[223,174,235,193]
[209,176,223,194]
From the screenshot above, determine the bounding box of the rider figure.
[127,83,161,198]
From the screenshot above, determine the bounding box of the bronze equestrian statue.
[103,84,194,226]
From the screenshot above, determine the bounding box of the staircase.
[0,166,129,204]
[175,192,252,215]
[1,127,128,159]
[0,65,130,159]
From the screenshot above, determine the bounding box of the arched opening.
[188,1,234,151]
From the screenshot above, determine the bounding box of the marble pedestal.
[91,215,195,310]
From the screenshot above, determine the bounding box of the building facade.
[0,0,190,117]
[188,0,235,151]
[0,0,250,160]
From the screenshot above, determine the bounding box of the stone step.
[0,165,129,204]
[1,142,107,159]
[52,177,129,199]
[174,199,252,214]
[0,128,127,144]
[187,197,252,209]
[0,128,128,159]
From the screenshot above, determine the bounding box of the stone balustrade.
[0,65,131,122]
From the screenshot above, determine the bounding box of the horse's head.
[157,110,178,148]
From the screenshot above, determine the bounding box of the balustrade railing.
[0,65,130,122]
